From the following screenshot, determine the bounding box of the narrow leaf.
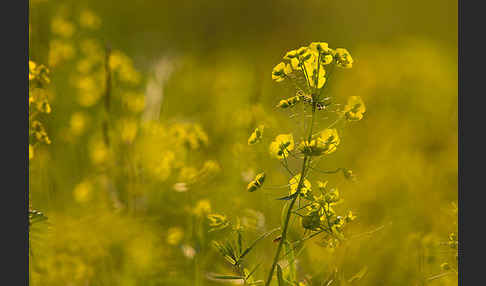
[209,273,245,280]
[277,264,285,286]
[240,228,280,260]
[276,193,298,201]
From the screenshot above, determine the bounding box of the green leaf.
[245,262,262,280]
[239,228,280,260]
[208,273,245,280]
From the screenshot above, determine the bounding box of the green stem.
[265,101,318,286]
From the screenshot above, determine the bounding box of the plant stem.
[264,101,318,286]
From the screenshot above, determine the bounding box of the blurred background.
[29,0,457,285]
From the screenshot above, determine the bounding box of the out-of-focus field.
[29,0,458,285]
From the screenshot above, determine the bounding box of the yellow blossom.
[269,134,294,160]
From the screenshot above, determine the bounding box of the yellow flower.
[308,42,332,55]
[304,53,327,89]
[269,134,294,160]
[283,49,298,60]
[272,62,290,82]
[276,95,303,109]
[299,128,340,156]
[247,172,265,192]
[289,173,311,196]
[167,227,184,245]
[334,48,353,69]
[29,61,37,80]
[345,210,357,223]
[248,125,264,145]
[317,128,340,154]
[344,96,366,121]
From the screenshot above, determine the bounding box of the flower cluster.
[272,42,352,93]
[236,42,363,285]
[29,60,52,160]
[297,181,356,243]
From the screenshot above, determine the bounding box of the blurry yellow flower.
[119,118,138,143]
[269,133,294,160]
[76,58,96,74]
[79,39,103,60]
[199,160,220,178]
[73,75,103,107]
[178,166,199,182]
[167,227,184,245]
[324,188,340,203]
[73,180,93,203]
[194,199,212,216]
[48,40,75,67]
[79,10,101,29]
[289,173,311,196]
[69,112,89,136]
[344,96,366,121]
[51,17,75,38]
[109,50,141,85]
[89,138,109,164]
[29,61,37,80]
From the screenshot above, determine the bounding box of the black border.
[2,0,29,285]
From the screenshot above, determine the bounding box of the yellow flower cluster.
[298,181,356,239]
[29,60,52,160]
[272,42,353,91]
